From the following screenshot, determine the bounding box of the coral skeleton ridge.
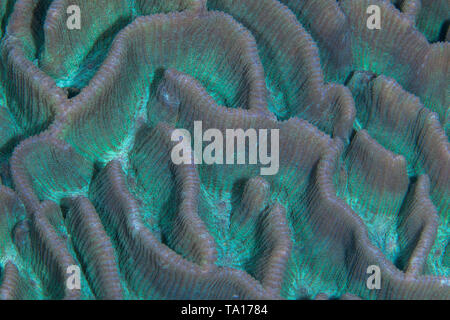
[0,0,448,300]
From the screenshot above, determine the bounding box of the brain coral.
[0,0,448,300]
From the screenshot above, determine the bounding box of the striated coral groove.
[278,0,353,80]
[397,175,439,276]
[26,201,80,299]
[149,68,332,197]
[130,123,218,267]
[344,130,409,219]
[56,11,270,161]
[339,0,448,127]
[0,261,20,299]
[416,0,449,43]
[64,196,123,299]
[251,201,292,296]
[1,0,67,134]
[347,73,449,224]
[90,159,271,299]
[209,0,355,139]
[10,135,93,213]
[305,140,449,299]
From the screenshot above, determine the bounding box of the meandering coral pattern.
[0,0,448,299]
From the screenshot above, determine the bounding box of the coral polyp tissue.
[0,0,448,300]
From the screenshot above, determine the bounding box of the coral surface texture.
[0,0,448,300]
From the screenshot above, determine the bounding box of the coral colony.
[0,0,448,301]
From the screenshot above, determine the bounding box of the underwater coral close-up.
[0,0,448,300]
